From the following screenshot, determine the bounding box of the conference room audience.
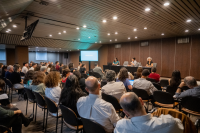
[77,62,82,70]
[0,106,33,133]
[22,62,29,74]
[29,71,46,95]
[69,63,75,72]
[134,67,143,79]
[148,67,160,82]
[169,70,181,88]
[23,70,34,88]
[146,57,153,67]
[93,63,104,78]
[116,67,132,91]
[112,58,119,65]
[79,63,87,74]
[59,63,64,73]
[133,69,157,96]
[59,75,87,117]
[174,76,200,99]
[73,70,87,94]
[45,71,61,104]
[1,65,7,78]
[47,64,52,73]
[130,57,137,66]
[10,64,24,89]
[55,61,60,71]
[5,65,13,81]
[34,65,41,71]
[40,66,48,75]
[114,92,184,133]
[102,70,126,101]
[77,76,120,133]
[61,69,71,83]
[29,63,37,71]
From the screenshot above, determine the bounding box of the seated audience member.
[34,65,41,71]
[134,67,143,79]
[29,62,32,68]
[29,71,46,95]
[77,62,82,70]
[114,92,184,133]
[79,63,87,74]
[40,66,48,75]
[0,106,33,133]
[51,62,53,65]
[130,57,137,66]
[55,61,60,71]
[5,65,14,81]
[93,63,104,78]
[174,76,200,99]
[73,70,87,94]
[29,63,37,71]
[77,76,120,133]
[59,63,64,73]
[59,75,87,117]
[116,67,132,91]
[1,65,7,78]
[23,70,34,88]
[102,70,126,101]
[22,62,29,74]
[169,70,181,88]
[10,64,24,89]
[148,67,160,82]
[62,69,71,83]
[47,64,52,73]
[45,71,62,104]
[68,63,75,72]
[45,62,48,67]
[50,65,56,72]
[133,69,157,96]
[112,58,119,65]
[0,79,13,107]
[146,57,153,67]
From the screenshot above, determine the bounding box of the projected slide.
[81,51,98,61]
[36,52,47,60]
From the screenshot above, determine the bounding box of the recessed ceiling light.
[145,8,150,11]
[95,42,97,43]
[70,50,71,51]
[103,20,107,23]
[113,16,117,20]
[108,33,110,35]
[36,47,38,48]
[6,31,9,33]
[133,28,137,31]
[88,37,90,38]
[78,39,80,40]
[115,32,118,34]
[83,25,87,28]
[135,36,137,39]
[58,32,61,34]
[45,49,47,50]
[186,19,191,22]
[13,25,17,28]
[28,48,30,49]
[63,31,66,33]
[7,29,11,31]
[164,2,170,6]
[198,28,200,31]
[100,41,101,43]
[128,37,130,39]
[76,27,79,30]
[67,50,68,51]
[144,27,147,30]
[78,49,79,50]
[49,34,52,37]
[110,40,112,42]
[161,33,164,35]
[115,39,117,41]
[59,48,61,49]
[38,50,39,51]
[185,30,189,32]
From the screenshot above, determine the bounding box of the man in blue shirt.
[5,65,13,81]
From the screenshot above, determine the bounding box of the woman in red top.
[55,61,60,71]
[62,68,71,83]
[148,67,160,82]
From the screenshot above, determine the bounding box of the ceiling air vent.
[140,41,149,47]
[115,44,121,48]
[177,37,189,44]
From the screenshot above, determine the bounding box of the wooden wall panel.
[107,44,115,63]
[114,47,122,65]
[6,48,15,65]
[15,46,29,67]
[130,41,140,62]
[149,39,161,74]
[139,44,149,66]
[121,43,131,65]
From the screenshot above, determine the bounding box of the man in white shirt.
[130,57,137,66]
[77,76,120,133]
[133,69,157,96]
[29,63,37,71]
[114,92,184,133]
[21,62,29,74]
[102,70,126,101]
[93,63,104,78]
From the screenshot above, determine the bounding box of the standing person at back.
[77,62,82,71]
[77,76,120,133]
[148,67,160,83]
[55,61,60,71]
[93,63,104,78]
[22,62,29,74]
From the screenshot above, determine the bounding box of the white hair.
[40,66,47,72]
[7,65,13,71]
[147,57,152,61]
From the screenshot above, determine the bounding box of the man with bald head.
[114,92,183,133]
[174,76,200,98]
[77,76,120,133]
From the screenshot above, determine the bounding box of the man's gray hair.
[184,76,197,88]
[7,65,13,71]
[106,70,116,82]
[40,66,47,72]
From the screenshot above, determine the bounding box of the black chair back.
[166,86,177,96]
[60,105,78,126]
[93,72,101,79]
[181,96,200,112]
[132,88,149,100]
[24,88,35,101]
[101,93,122,111]
[20,72,25,76]
[146,78,156,83]
[44,96,58,113]
[81,117,106,133]
[5,79,13,88]
[153,91,174,104]
[153,83,162,90]
[34,92,46,107]
[160,79,169,87]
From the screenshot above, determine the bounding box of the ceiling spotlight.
[128,37,130,39]
[83,25,87,28]
[28,48,30,49]
[186,19,191,22]
[144,27,147,30]
[7,29,11,31]
[36,47,38,48]
[115,39,117,41]
[67,50,68,51]
[164,2,170,6]
[78,39,80,40]
[95,42,97,43]
[63,31,66,33]
[198,28,200,31]
[115,32,118,34]
[58,32,61,34]
[100,41,101,43]
[6,31,9,33]
[103,20,107,23]
[133,28,137,31]
[161,33,164,35]
[135,36,137,39]
[49,34,52,37]
[78,49,79,50]
[13,25,17,28]
[76,27,79,30]
[108,33,110,35]
[110,40,112,42]
[88,37,90,38]
[113,16,117,20]
[59,48,61,49]
[185,30,189,32]
[145,8,150,11]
